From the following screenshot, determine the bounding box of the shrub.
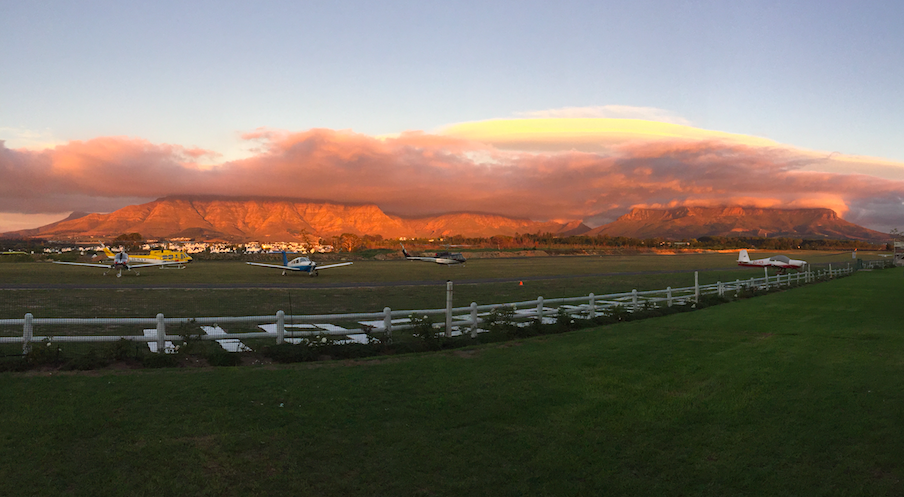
[142,353,179,368]
[0,357,29,372]
[26,339,62,366]
[262,343,316,363]
[105,338,136,361]
[409,314,436,341]
[206,350,242,367]
[61,349,110,371]
[484,306,516,334]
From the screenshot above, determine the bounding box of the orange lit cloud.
[439,118,777,153]
[2,120,904,232]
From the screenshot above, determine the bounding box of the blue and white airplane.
[246,251,353,276]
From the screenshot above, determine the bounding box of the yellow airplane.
[101,244,192,268]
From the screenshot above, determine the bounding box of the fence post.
[694,271,700,303]
[588,293,595,319]
[276,310,285,345]
[445,280,453,338]
[829,264,832,278]
[667,287,672,307]
[632,289,638,312]
[23,313,33,355]
[383,307,392,342]
[156,313,166,354]
[536,296,544,323]
[470,302,478,338]
[718,281,723,297]
[764,267,769,290]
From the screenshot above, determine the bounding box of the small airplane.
[101,244,192,268]
[401,244,466,265]
[246,251,353,276]
[737,249,807,273]
[52,248,187,277]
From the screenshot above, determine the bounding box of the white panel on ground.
[201,325,252,352]
[559,305,588,318]
[340,334,370,344]
[357,318,410,331]
[143,329,176,354]
[313,324,348,333]
[258,323,318,344]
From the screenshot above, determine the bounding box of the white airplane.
[401,244,466,265]
[52,248,186,277]
[246,251,353,276]
[737,249,807,273]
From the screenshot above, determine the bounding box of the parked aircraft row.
[49,244,808,277]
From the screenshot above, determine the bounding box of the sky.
[2,1,904,233]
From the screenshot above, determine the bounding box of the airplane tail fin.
[400,243,411,258]
[281,251,289,266]
[102,244,115,258]
[738,249,750,263]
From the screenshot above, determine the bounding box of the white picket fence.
[0,266,852,354]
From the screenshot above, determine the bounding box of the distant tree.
[336,233,362,252]
[114,233,143,251]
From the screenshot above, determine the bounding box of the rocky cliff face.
[5,197,589,241]
[6,199,885,242]
[587,206,887,241]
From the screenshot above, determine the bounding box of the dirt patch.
[451,349,480,359]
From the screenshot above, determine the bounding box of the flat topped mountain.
[4,197,589,241]
[588,206,888,242]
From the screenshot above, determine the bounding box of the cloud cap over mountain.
[3,117,904,232]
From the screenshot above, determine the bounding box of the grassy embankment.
[0,267,901,495]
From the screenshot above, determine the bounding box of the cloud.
[2,120,904,232]
[514,105,692,126]
[438,118,777,153]
[0,212,72,234]
[0,127,62,151]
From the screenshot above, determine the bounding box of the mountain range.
[1,197,889,243]
[588,206,888,242]
[2,197,589,242]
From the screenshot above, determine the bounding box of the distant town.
[37,240,336,256]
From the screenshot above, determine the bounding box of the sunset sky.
[2,1,904,233]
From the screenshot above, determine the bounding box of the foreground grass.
[0,269,902,495]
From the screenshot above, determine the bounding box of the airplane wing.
[405,256,438,262]
[129,261,189,269]
[316,262,353,270]
[246,262,304,271]
[52,261,112,269]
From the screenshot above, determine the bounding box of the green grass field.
[0,250,865,320]
[0,262,901,495]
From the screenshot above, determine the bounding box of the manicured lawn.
[0,268,901,495]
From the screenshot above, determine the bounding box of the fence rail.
[0,266,854,354]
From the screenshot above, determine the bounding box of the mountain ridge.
[3,197,589,241]
[588,206,888,242]
[2,198,888,243]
